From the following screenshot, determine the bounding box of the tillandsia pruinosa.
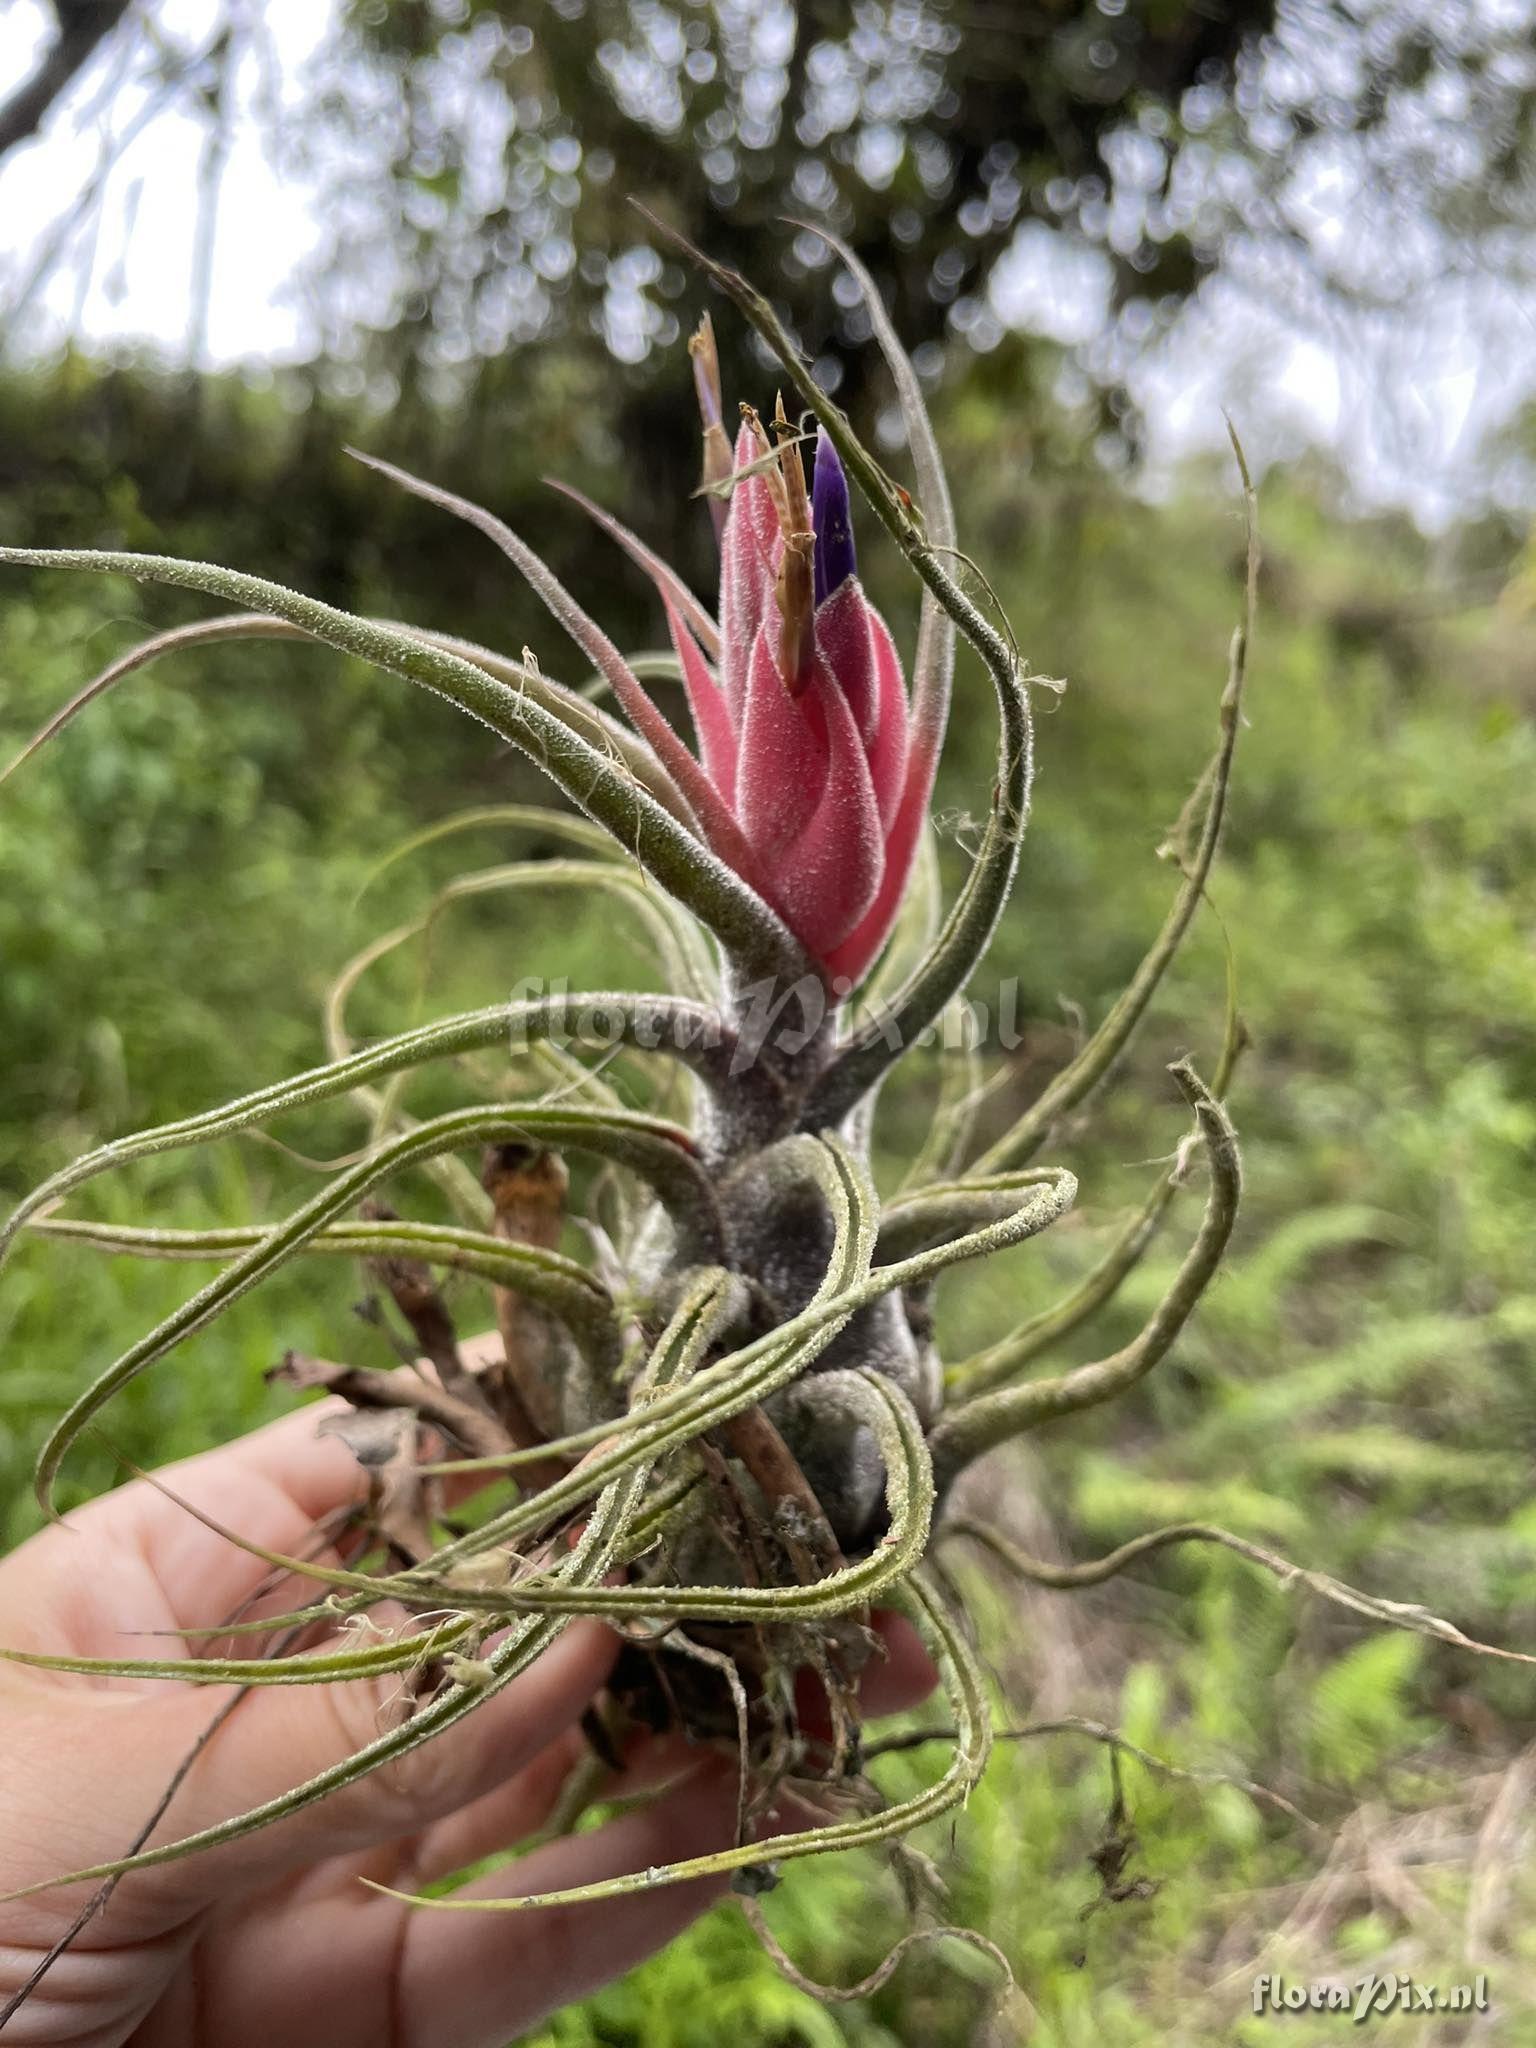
[0,225,1259,1982]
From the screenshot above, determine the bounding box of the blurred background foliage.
[3,3,1536,2044]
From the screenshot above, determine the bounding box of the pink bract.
[583,416,936,992]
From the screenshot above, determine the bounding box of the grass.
[3,418,1535,2041]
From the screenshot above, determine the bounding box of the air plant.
[0,229,1258,1989]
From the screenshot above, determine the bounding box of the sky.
[0,0,1528,530]
[0,0,332,365]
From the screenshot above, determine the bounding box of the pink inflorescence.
[569,324,935,993]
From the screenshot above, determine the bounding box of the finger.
[128,1407,371,1629]
[861,1610,940,1717]
[117,1374,521,1622]
[0,1617,617,1952]
[18,1325,524,1633]
[79,1402,365,1546]
[187,1760,744,2048]
[0,1413,364,1664]
[415,1724,709,1884]
[0,1403,364,1627]
[152,1618,619,1898]
[396,1762,744,2048]
[407,1721,591,1884]
[794,1608,940,1743]
[145,1338,498,1518]
[420,1607,938,1889]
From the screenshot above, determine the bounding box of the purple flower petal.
[812,428,857,606]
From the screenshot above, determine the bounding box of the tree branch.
[0,1,134,162]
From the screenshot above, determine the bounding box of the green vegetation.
[3,364,1534,2043]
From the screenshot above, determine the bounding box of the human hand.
[0,1405,936,2048]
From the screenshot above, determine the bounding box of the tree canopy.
[3,1,1535,515]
